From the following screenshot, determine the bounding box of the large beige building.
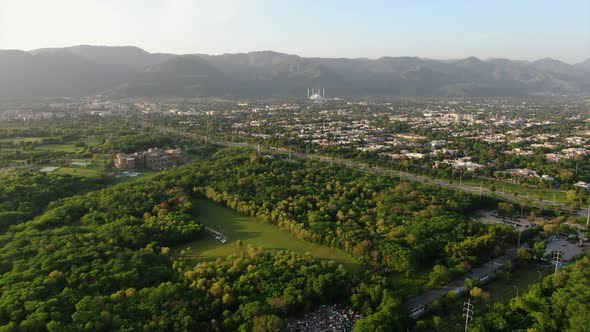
[114,148,186,171]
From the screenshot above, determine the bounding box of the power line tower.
[462,298,474,332]
[553,250,563,275]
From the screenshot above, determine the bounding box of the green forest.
[0,145,586,331]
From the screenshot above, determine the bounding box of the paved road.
[406,249,518,311]
[307,154,583,215]
[154,125,585,216]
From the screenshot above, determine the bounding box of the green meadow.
[174,198,360,271]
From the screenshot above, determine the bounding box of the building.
[114,148,186,171]
[307,88,326,104]
[574,181,590,191]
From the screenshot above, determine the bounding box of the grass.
[460,177,566,204]
[173,198,360,271]
[0,137,45,143]
[0,135,100,153]
[54,167,102,178]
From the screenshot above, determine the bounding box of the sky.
[0,0,588,63]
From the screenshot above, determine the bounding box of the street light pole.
[479,181,483,200]
[553,250,563,275]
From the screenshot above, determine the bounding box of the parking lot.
[545,235,586,261]
[478,211,532,231]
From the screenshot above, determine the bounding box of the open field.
[0,135,100,150]
[0,137,45,143]
[53,166,103,178]
[173,198,360,271]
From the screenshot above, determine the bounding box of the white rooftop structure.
[40,166,60,172]
[307,88,326,104]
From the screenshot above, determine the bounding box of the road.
[406,249,518,312]
[154,124,585,217]
[308,154,584,216]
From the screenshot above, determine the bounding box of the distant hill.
[30,45,173,70]
[574,58,590,73]
[0,45,588,98]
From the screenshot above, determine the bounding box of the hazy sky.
[0,0,588,63]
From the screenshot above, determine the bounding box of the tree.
[533,241,546,260]
[543,224,558,234]
[252,315,283,332]
[428,265,452,287]
[517,248,533,263]
[566,190,580,208]
[498,202,514,216]
[470,287,484,298]
[432,316,442,331]
[560,170,575,185]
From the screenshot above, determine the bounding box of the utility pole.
[479,181,483,200]
[463,298,474,332]
[514,285,520,297]
[257,143,261,156]
[586,203,590,230]
[553,250,563,275]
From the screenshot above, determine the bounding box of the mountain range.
[1,45,589,99]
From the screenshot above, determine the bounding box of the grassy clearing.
[173,198,360,271]
[54,167,102,178]
[0,135,100,152]
[0,137,45,143]
[460,177,566,204]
